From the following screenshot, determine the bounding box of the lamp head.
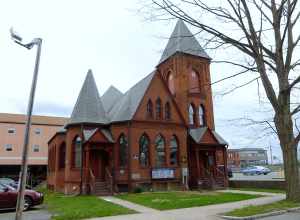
[10,28,22,42]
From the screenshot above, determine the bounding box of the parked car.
[0,183,43,211]
[241,166,271,175]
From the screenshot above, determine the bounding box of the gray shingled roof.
[101,86,123,113]
[159,20,210,64]
[189,127,227,145]
[66,70,109,126]
[212,131,228,145]
[83,128,114,143]
[189,127,207,143]
[108,71,156,122]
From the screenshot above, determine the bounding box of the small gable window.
[73,136,82,168]
[119,134,128,167]
[155,134,166,167]
[146,100,153,119]
[189,104,196,125]
[189,69,200,93]
[155,98,162,120]
[199,105,205,126]
[167,71,175,95]
[139,134,150,167]
[165,102,171,120]
[170,135,179,165]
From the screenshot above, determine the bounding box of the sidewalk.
[87,190,285,220]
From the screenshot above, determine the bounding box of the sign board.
[151,168,175,179]
[182,167,188,176]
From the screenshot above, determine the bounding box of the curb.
[220,206,300,220]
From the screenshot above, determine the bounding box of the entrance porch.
[188,127,228,189]
[82,129,114,195]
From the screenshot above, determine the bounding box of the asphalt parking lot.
[0,206,51,220]
[230,171,284,181]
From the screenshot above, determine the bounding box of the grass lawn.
[38,188,135,220]
[225,200,300,217]
[116,191,262,210]
[230,187,285,194]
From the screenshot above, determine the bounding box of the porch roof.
[189,127,228,145]
[83,128,114,143]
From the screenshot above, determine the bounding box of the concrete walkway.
[88,190,285,220]
[101,196,158,213]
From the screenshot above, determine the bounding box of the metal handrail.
[89,169,95,194]
[105,167,113,194]
[216,166,225,176]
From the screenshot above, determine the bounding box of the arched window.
[139,134,150,167]
[167,71,175,95]
[155,134,166,167]
[119,134,128,167]
[165,102,171,120]
[199,105,205,126]
[59,142,66,169]
[73,136,82,168]
[189,69,200,93]
[156,98,162,119]
[146,100,153,119]
[189,104,195,125]
[170,136,179,165]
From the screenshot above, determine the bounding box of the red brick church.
[47,20,229,195]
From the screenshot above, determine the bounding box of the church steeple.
[159,19,210,64]
[66,69,109,127]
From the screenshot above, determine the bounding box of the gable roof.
[83,128,114,143]
[159,19,210,64]
[66,70,109,127]
[189,127,228,145]
[108,71,156,122]
[101,86,123,113]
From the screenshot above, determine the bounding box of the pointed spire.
[66,69,109,127]
[101,85,123,113]
[159,19,210,64]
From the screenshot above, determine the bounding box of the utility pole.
[10,28,42,220]
[269,144,273,165]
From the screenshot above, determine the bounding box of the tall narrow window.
[156,98,162,119]
[170,136,179,165]
[165,102,171,120]
[199,105,205,126]
[59,143,66,169]
[168,71,175,95]
[146,100,153,119]
[119,134,128,167]
[74,137,82,168]
[155,134,166,167]
[189,69,200,93]
[189,104,195,125]
[139,134,150,167]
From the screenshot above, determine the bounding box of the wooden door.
[90,150,108,181]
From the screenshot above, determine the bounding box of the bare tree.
[144,0,300,201]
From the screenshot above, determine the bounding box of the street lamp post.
[10,29,42,220]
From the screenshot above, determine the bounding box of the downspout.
[80,124,84,194]
[127,121,132,192]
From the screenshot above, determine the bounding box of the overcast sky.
[0,0,284,161]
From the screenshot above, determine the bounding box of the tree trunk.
[275,108,300,201]
[282,145,300,201]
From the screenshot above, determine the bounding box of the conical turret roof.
[66,69,109,126]
[159,19,210,64]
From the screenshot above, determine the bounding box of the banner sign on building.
[151,168,175,179]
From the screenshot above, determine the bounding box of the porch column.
[223,147,229,187]
[195,149,201,182]
[84,146,90,193]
